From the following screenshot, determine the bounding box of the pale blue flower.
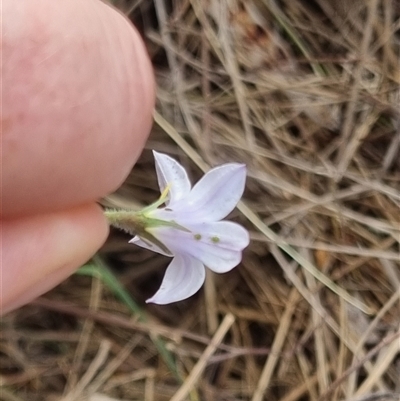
[130,151,249,304]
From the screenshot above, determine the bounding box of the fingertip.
[1,203,109,315]
[2,0,155,217]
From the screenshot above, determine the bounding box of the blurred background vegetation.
[1,1,399,400]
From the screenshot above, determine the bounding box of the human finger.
[1,203,109,315]
[2,0,155,217]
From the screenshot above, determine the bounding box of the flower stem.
[104,209,144,236]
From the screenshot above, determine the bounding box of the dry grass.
[1,0,399,400]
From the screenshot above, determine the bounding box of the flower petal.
[161,163,246,222]
[148,221,249,273]
[129,235,173,257]
[153,151,191,205]
[146,254,205,304]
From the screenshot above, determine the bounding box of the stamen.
[140,182,173,213]
[159,182,172,204]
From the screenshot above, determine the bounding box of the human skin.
[1,0,155,314]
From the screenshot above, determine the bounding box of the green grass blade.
[77,256,180,380]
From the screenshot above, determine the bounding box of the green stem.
[78,257,181,380]
[104,209,144,236]
[104,209,173,255]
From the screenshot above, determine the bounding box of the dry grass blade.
[251,290,300,401]
[169,313,235,401]
[60,340,111,401]
[317,329,400,401]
